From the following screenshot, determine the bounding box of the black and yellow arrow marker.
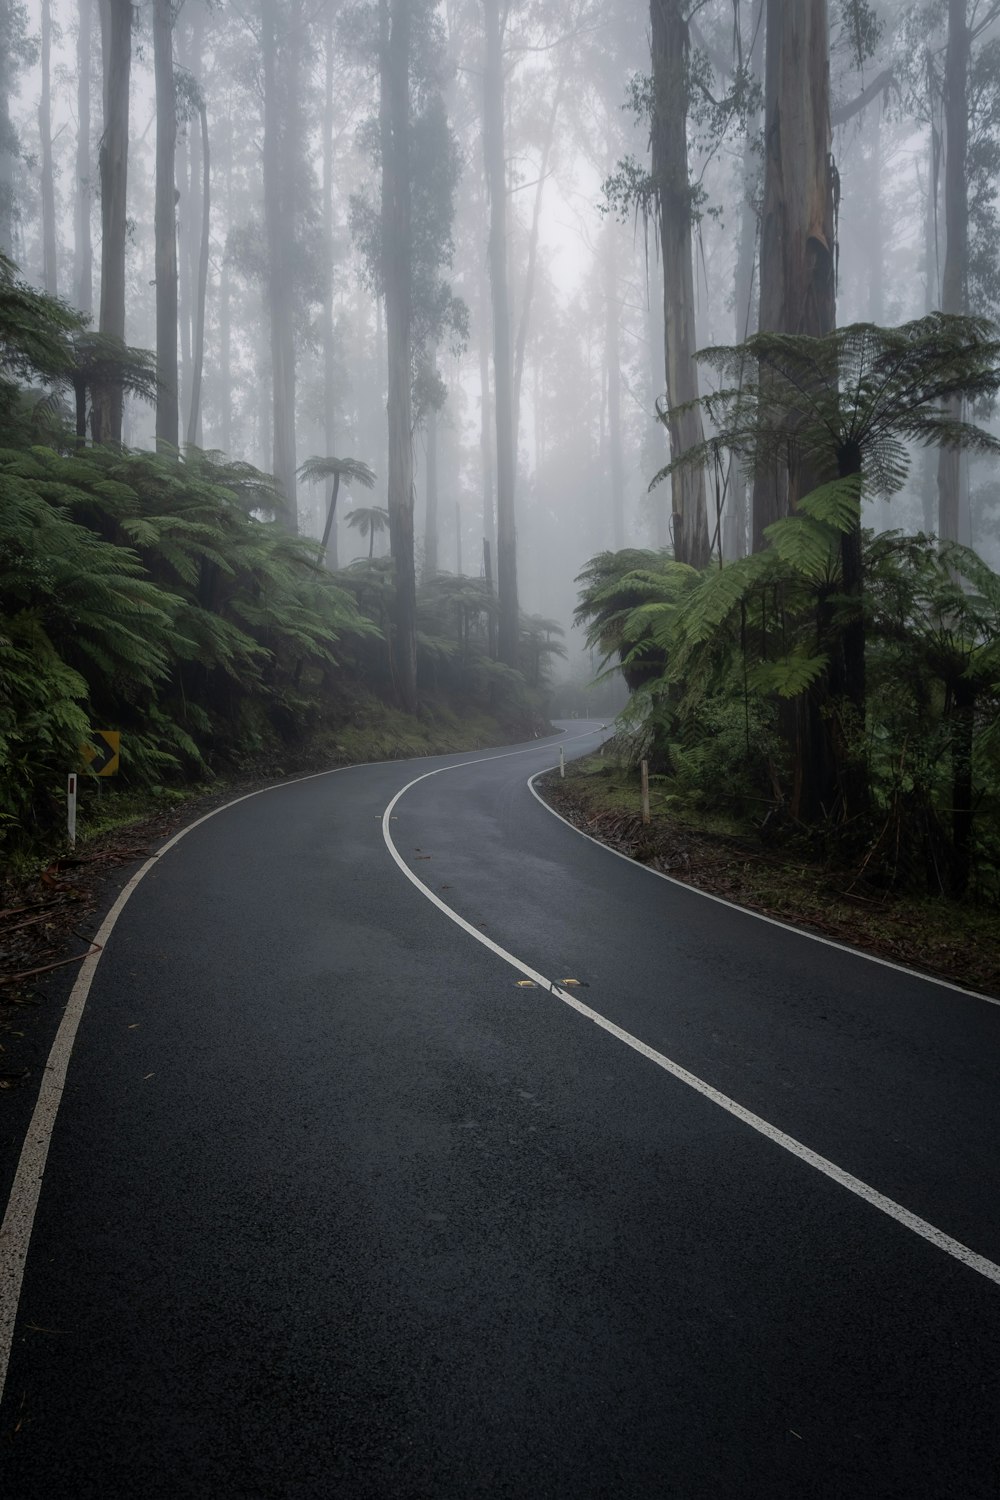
[81,730,121,777]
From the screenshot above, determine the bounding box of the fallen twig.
[0,944,102,986]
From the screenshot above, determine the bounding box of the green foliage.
[574,549,699,689]
[0,428,376,852]
[656,315,1000,501]
[581,526,1000,896]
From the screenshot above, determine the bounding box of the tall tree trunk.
[94,0,132,445]
[650,0,709,569]
[753,0,836,547]
[477,215,496,562]
[724,7,761,561]
[645,253,670,547]
[381,0,417,711]
[219,101,233,455]
[868,123,892,533]
[0,47,16,258]
[425,390,439,576]
[322,14,338,566]
[75,0,93,315]
[937,0,968,545]
[153,0,179,452]
[483,0,519,667]
[40,0,58,294]
[756,0,844,824]
[262,0,298,530]
[512,65,565,448]
[176,117,192,413]
[604,222,625,550]
[186,92,210,447]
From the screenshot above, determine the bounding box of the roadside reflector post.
[67,773,78,848]
[559,747,565,779]
[641,759,650,826]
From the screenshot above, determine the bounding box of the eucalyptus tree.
[603,1,715,568]
[39,0,57,295]
[350,0,465,711]
[153,0,179,452]
[888,0,1000,539]
[481,0,518,664]
[93,0,133,445]
[260,0,304,530]
[0,0,33,259]
[660,313,1000,818]
[751,0,837,548]
[75,0,94,315]
[175,70,210,448]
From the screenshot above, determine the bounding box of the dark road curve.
[1,721,998,1499]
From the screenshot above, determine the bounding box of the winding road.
[1,722,998,1498]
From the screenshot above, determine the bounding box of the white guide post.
[67,773,78,848]
[641,759,650,826]
[559,747,565,779]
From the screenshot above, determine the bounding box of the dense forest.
[2,0,1000,896]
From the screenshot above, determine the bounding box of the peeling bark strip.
[649,0,709,570]
[753,0,836,547]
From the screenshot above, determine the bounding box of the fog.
[4,0,1000,709]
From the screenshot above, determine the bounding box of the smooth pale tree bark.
[322,13,338,566]
[153,0,179,452]
[425,389,439,576]
[604,222,625,550]
[94,0,132,445]
[218,100,233,455]
[40,0,58,294]
[483,0,518,667]
[262,0,298,530]
[381,0,418,711]
[920,143,940,533]
[723,2,761,561]
[75,0,93,314]
[0,60,15,258]
[753,0,836,546]
[650,0,709,569]
[937,0,969,544]
[185,90,210,447]
[476,187,496,567]
[512,65,565,449]
[176,117,192,407]
[645,253,670,548]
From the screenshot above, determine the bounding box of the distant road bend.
[1,721,999,1498]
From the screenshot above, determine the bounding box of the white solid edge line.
[382,761,1000,1289]
[0,728,604,1406]
[526,771,1000,1010]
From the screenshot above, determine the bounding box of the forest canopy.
[1,0,1000,889]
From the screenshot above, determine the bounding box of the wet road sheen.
[1,723,999,1498]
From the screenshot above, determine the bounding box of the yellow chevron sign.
[81,730,121,777]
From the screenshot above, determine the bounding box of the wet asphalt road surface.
[1,721,999,1498]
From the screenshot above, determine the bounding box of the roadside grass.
[538,754,1000,999]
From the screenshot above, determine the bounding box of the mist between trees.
[3,0,1000,895]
